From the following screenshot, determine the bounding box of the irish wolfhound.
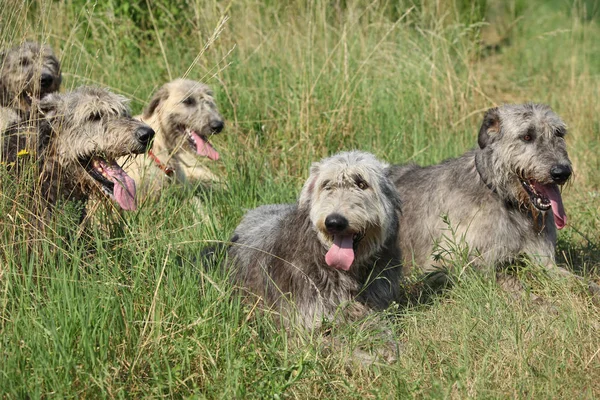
[0,41,61,132]
[1,86,154,219]
[389,103,599,297]
[121,79,224,199]
[226,151,403,330]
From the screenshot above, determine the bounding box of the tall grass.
[1,0,599,397]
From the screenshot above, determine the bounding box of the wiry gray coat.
[229,204,403,330]
[227,151,404,330]
[388,103,572,274]
[1,86,153,220]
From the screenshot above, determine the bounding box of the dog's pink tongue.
[101,161,137,211]
[190,131,219,161]
[534,182,567,229]
[325,234,355,271]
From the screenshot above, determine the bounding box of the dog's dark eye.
[522,128,535,142]
[356,179,369,190]
[183,97,196,106]
[88,112,102,122]
[321,180,331,190]
[353,175,369,190]
[555,127,566,138]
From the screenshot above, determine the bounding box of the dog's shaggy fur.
[389,103,598,295]
[1,86,154,220]
[0,41,61,132]
[226,151,403,330]
[121,79,224,200]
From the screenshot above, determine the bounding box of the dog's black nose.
[135,125,155,147]
[550,164,571,184]
[40,73,53,89]
[209,120,224,134]
[325,213,349,234]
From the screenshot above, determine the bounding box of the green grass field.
[1,0,600,397]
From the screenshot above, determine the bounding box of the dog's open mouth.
[80,156,137,211]
[181,127,219,161]
[324,232,364,271]
[520,178,567,229]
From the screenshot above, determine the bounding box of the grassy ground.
[1,0,600,397]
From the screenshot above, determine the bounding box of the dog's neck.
[139,114,176,177]
[474,149,520,209]
[147,148,174,177]
[474,150,496,194]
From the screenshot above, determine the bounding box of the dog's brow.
[352,173,366,184]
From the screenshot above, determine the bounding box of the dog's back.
[228,203,298,295]
[389,151,503,271]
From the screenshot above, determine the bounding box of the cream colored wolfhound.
[122,79,224,200]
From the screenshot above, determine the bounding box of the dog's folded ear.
[478,107,500,149]
[143,86,168,119]
[298,163,320,208]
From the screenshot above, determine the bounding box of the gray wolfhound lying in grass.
[389,103,599,297]
[0,41,61,132]
[226,151,403,330]
[121,79,224,200]
[1,86,154,220]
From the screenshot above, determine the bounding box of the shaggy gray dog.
[0,42,61,132]
[226,151,403,330]
[121,79,225,200]
[389,103,598,295]
[1,86,154,219]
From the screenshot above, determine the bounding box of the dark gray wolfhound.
[0,41,61,132]
[226,151,404,330]
[389,103,599,296]
[1,86,154,220]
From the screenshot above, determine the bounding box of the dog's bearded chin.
[184,128,219,161]
[81,156,138,211]
[520,179,567,229]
